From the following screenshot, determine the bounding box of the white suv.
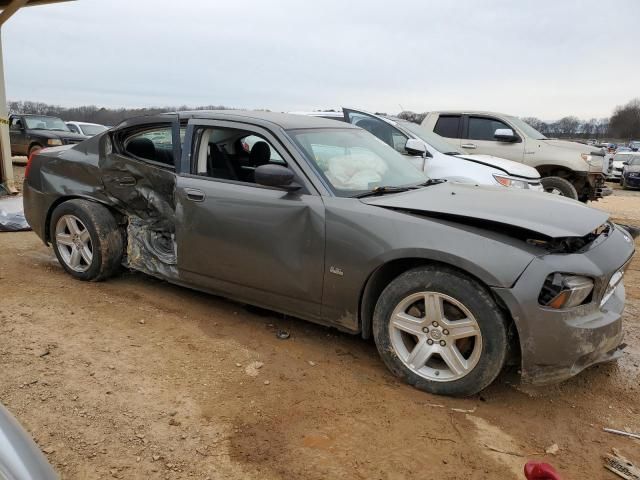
[421,111,610,201]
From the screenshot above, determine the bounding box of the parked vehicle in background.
[421,111,610,201]
[616,146,632,153]
[0,403,58,479]
[628,140,640,151]
[620,153,640,189]
[23,110,636,396]
[66,121,108,137]
[294,109,544,192]
[608,151,635,180]
[9,114,86,157]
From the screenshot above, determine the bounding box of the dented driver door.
[174,119,326,322]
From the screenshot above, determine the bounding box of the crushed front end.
[492,223,636,385]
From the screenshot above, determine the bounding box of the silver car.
[23,111,636,396]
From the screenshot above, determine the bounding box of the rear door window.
[433,115,461,138]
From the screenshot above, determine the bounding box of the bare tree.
[7,100,233,126]
[397,111,427,124]
[521,117,549,135]
[609,98,640,139]
[555,116,580,137]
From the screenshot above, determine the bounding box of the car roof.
[174,110,357,130]
[430,110,513,117]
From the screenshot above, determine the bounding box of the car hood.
[625,165,640,173]
[540,139,603,154]
[455,154,540,179]
[362,182,609,238]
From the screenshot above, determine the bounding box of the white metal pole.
[0,25,14,193]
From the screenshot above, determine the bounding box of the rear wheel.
[373,266,508,396]
[50,199,124,281]
[541,176,579,200]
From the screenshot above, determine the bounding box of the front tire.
[541,176,579,200]
[50,199,124,281]
[373,266,508,396]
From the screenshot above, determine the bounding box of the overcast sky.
[3,0,638,119]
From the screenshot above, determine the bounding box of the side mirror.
[494,128,518,142]
[623,161,629,165]
[254,164,300,191]
[405,138,427,157]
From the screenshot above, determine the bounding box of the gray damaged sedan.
[23,111,636,396]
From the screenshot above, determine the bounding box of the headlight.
[581,153,604,170]
[539,273,594,309]
[493,174,528,189]
[47,139,62,146]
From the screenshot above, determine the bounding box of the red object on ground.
[524,461,562,480]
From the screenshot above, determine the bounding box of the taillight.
[24,151,36,179]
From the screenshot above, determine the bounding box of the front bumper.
[607,168,623,180]
[623,174,640,188]
[493,226,635,385]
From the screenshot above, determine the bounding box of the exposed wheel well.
[358,258,521,363]
[535,165,575,180]
[28,142,43,152]
[44,196,123,244]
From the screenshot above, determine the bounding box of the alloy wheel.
[55,214,93,272]
[388,292,483,382]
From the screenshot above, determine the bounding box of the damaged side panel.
[98,152,179,280]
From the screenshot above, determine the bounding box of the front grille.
[62,138,82,145]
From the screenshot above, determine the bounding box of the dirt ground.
[2,170,640,479]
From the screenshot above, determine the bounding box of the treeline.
[398,98,640,141]
[9,97,640,140]
[7,101,233,126]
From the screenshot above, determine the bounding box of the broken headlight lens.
[493,175,528,189]
[539,274,594,309]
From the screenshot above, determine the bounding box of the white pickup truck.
[421,111,611,201]
[294,108,544,192]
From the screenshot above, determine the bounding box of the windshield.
[288,128,427,197]
[24,115,69,131]
[79,124,107,136]
[395,119,462,154]
[507,116,548,140]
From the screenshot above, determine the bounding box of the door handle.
[117,176,137,186]
[461,143,477,149]
[185,188,205,202]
